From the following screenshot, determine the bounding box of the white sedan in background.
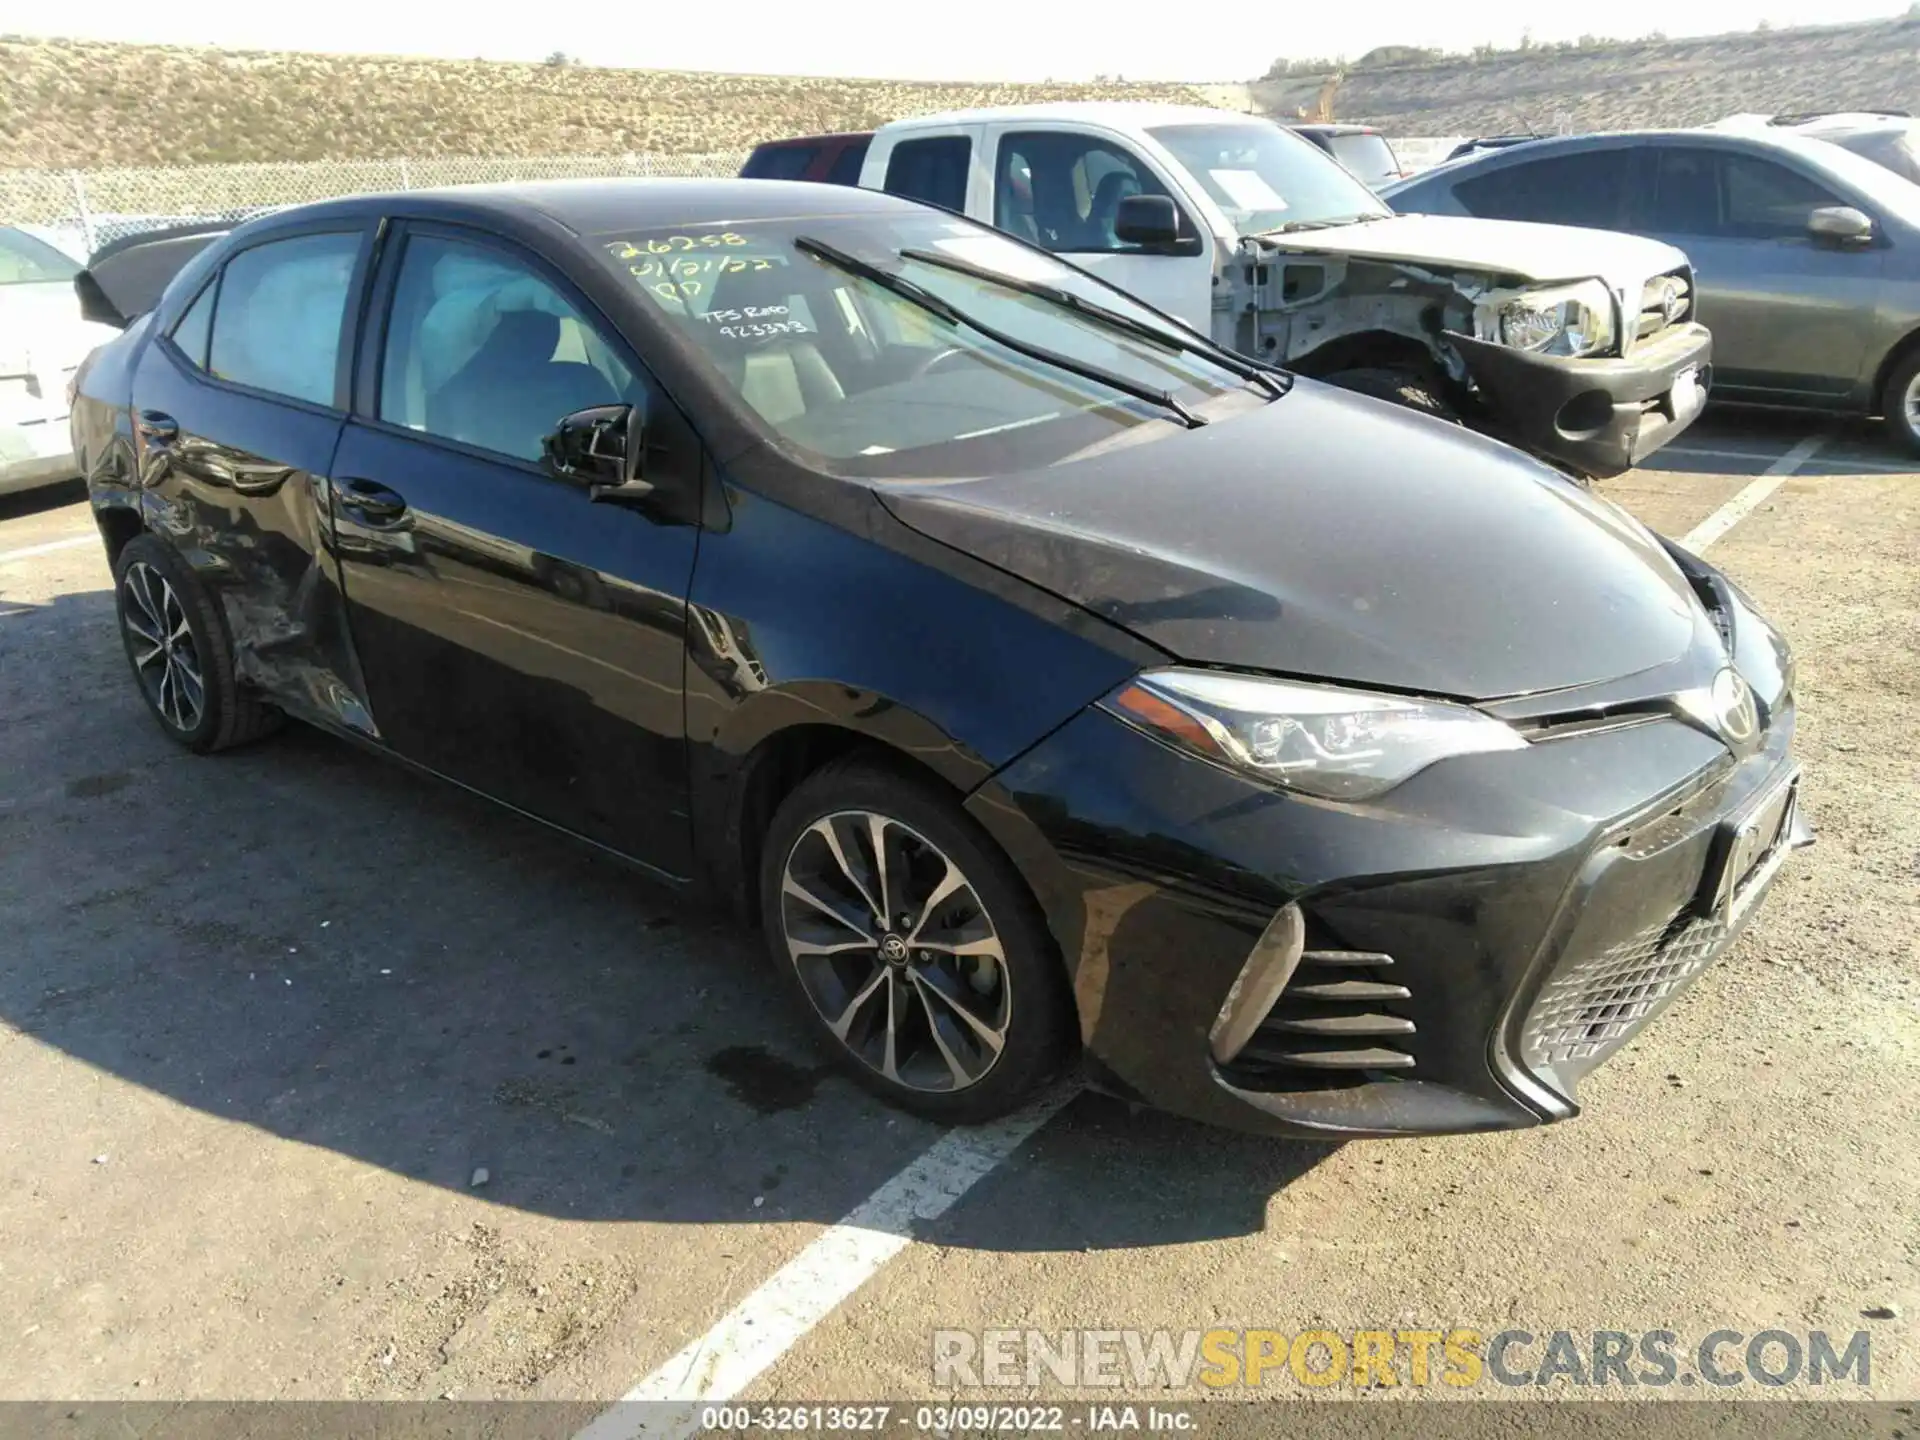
[2,225,122,497]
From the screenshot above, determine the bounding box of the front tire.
[1881,348,1920,456]
[759,756,1074,1124]
[113,534,282,753]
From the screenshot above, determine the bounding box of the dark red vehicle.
[739,131,873,186]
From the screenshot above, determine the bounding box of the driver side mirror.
[543,404,655,505]
[1809,205,1875,246]
[1114,194,1181,250]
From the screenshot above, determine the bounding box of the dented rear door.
[125,221,377,733]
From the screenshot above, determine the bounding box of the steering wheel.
[905,346,969,380]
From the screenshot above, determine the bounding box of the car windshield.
[1146,122,1392,237]
[1325,133,1401,187]
[596,211,1266,478]
[0,227,81,286]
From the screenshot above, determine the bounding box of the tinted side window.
[207,232,359,406]
[1648,148,1721,234]
[1454,150,1633,229]
[996,131,1185,254]
[826,140,870,187]
[169,278,217,369]
[744,145,816,181]
[379,233,641,464]
[883,137,971,212]
[1722,154,1843,238]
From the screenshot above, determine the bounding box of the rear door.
[1634,143,1885,400]
[125,222,377,731]
[328,222,703,879]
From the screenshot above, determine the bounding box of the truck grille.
[1628,270,1693,352]
[1521,911,1726,1069]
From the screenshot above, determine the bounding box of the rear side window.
[169,279,216,369]
[207,232,359,406]
[1454,150,1634,229]
[743,144,816,181]
[883,137,971,212]
[826,139,870,187]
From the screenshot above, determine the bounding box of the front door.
[1641,145,1886,401]
[329,225,702,879]
[985,127,1213,329]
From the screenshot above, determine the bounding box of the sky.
[8,0,1913,82]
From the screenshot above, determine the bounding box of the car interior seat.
[705,266,846,426]
[427,308,618,461]
[1087,170,1144,248]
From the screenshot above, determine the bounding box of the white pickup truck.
[747,103,1712,478]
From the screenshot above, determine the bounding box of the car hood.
[877,382,1702,701]
[1253,212,1688,289]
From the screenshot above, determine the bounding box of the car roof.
[882,101,1260,133]
[1416,127,1860,166]
[1286,123,1381,136]
[241,176,924,237]
[749,131,873,149]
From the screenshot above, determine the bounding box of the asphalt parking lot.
[1,407,1915,1422]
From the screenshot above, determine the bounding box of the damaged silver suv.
[784,103,1713,479]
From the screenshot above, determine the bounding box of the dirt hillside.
[1253,17,1920,136]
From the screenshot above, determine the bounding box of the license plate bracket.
[1701,767,1799,927]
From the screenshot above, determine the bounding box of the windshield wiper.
[896,246,1287,400]
[1265,212,1392,234]
[793,235,1206,429]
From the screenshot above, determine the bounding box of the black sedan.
[70,178,1809,1138]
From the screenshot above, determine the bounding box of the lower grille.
[1521,911,1727,1070]
[1232,949,1417,1084]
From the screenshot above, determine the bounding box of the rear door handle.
[138,409,178,443]
[337,478,410,524]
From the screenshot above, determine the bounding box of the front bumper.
[1451,322,1713,480]
[969,675,1804,1140]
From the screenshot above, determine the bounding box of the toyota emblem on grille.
[1661,279,1687,325]
[1710,668,1757,744]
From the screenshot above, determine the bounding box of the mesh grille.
[1522,912,1727,1069]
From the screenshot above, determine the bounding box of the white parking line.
[0,533,94,566]
[1680,432,1829,554]
[574,1083,1079,1439]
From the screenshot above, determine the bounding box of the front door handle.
[337,478,410,525]
[137,409,178,444]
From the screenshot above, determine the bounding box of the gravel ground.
[0,413,1913,1421]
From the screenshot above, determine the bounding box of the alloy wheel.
[779,811,1010,1093]
[121,561,206,733]
[1904,370,1920,434]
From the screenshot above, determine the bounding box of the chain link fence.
[0,152,751,257]
[3,141,1461,261]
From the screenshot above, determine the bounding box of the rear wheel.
[113,534,282,753]
[1880,348,1920,456]
[1322,366,1460,423]
[759,756,1074,1123]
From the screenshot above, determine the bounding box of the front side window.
[379,234,642,463]
[882,137,971,212]
[1145,121,1389,237]
[207,232,359,406]
[1454,150,1634,229]
[1722,155,1844,238]
[995,132,1187,254]
[599,213,1265,477]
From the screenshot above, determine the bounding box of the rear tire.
[1880,348,1920,456]
[1322,366,1460,423]
[113,534,283,754]
[758,754,1075,1124]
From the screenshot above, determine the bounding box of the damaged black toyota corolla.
[70,179,1811,1138]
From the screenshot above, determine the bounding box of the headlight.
[1102,669,1527,801]
[1476,279,1616,358]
